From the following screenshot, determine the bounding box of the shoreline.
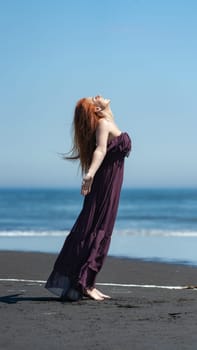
[1,231,197,267]
[1,250,197,285]
[0,247,197,268]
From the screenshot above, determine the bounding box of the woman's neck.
[101,106,114,121]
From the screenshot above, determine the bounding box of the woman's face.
[90,95,111,110]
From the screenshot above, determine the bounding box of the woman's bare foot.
[84,288,104,301]
[95,288,111,299]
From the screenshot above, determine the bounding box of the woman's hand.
[81,173,93,196]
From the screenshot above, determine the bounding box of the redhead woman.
[45,95,131,301]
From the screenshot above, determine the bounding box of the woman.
[45,95,131,301]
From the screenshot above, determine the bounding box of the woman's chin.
[104,99,111,107]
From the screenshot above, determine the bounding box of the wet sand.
[0,251,197,350]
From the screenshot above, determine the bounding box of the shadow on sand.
[0,293,64,304]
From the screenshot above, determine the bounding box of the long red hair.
[65,98,103,174]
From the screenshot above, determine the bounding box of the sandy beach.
[0,251,197,350]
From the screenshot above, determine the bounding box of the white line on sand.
[0,278,46,283]
[0,278,196,290]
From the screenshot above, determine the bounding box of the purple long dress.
[45,132,131,300]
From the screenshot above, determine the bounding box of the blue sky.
[0,0,196,188]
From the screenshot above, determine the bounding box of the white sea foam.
[0,230,69,237]
[114,229,197,237]
[0,229,197,238]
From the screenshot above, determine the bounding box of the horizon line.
[0,186,197,190]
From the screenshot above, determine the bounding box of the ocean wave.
[0,230,69,237]
[0,229,197,238]
[114,229,197,237]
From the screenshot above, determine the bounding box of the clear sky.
[0,0,196,188]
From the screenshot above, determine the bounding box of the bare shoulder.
[96,119,110,147]
[96,118,110,136]
[96,118,121,146]
[103,119,122,139]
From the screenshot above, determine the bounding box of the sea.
[0,188,197,266]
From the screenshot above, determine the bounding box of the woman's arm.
[81,119,109,196]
